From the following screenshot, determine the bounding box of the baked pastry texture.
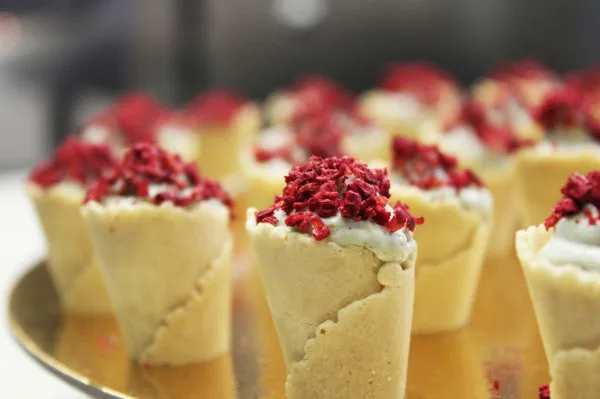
[82,143,234,365]
[27,138,118,314]
[359,62,462,140]
[388,137,492,332]
[516,171,600,399]
[247,156,421,398]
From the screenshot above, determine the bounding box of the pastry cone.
[83,201,232,365]
[195,103,261,181]
[239,151,286,211]
[516,148,600,227]
[481,164,520,258]
[516,225,600,398]
[247,212,415,399]
[390,185,491,333]
[27,183,112,314]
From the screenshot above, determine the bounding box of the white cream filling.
[422,185,492,216]
[371,92,425,122]
[156,125,198,161]
[537,205,600,271]
[270,205,416,263]
[534,129,600,153]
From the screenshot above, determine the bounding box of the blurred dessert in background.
[247,156,420,399]
[387,137,492,332]
[80,93,171,155]
[359,62,462,140]
[515,82,600,227]
[469,60,560,143]
[82,143,234,365]
[263,75,355,126]
[27,137,117,314]
[424,98,532,258]
[158,90,262,196]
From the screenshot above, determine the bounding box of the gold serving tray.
[8,250,549,398]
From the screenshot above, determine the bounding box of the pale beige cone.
[83,201,232,365]
[155,124,201,163]
[516,148,600,227]
[480,164,520,258]
[246,210,415,399]
[27,183,112,314]
[390,184,491,333]
[195,103,262,180]
[239,150,286,211]
[516,225,600,399]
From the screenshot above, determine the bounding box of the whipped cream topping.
[370,92,425,122]
[254,207,416,263]
[538,205,600,271]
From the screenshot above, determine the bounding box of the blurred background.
[0,0,599,169]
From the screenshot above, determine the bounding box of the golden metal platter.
[8,250,549,398]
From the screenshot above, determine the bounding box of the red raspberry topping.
[457,100,534,153]
[532,86,584,131]
[490,60,554,82]
[538,384,550,399]
[90,93,170,145]
[544,171,600,229]
[380,62,459,106]
[254,111,343,164]
[29,138,118,189]
[255,156,423,241]
[290,75,355,114]
[183,90,247,126]
[391,137,482,190]
[85,143,233,210]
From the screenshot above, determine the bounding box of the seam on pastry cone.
[516,149,600,226]
[516,225,600,358]
[286,262,415,399]
[550,345,600,399]
[83,201,230,363]
[248,219,388,366]
[27,183,112,314]
[140,239,232,365]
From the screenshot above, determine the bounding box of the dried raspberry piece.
[255,156,423,240]
[89,93,170,145]
[255,111,343,164]
[29,138,118,189]
[532,86,584,131]
[544,171,600,229]
[380,62,459,106]
[290,75,355,115]
[85,143,233,212]
[538,384,550,399]
[458,100,533,154]
[391,137,481,191]
[184,90,247,126]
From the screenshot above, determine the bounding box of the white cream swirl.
[268,206,416,263]
[537,205,600,271]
